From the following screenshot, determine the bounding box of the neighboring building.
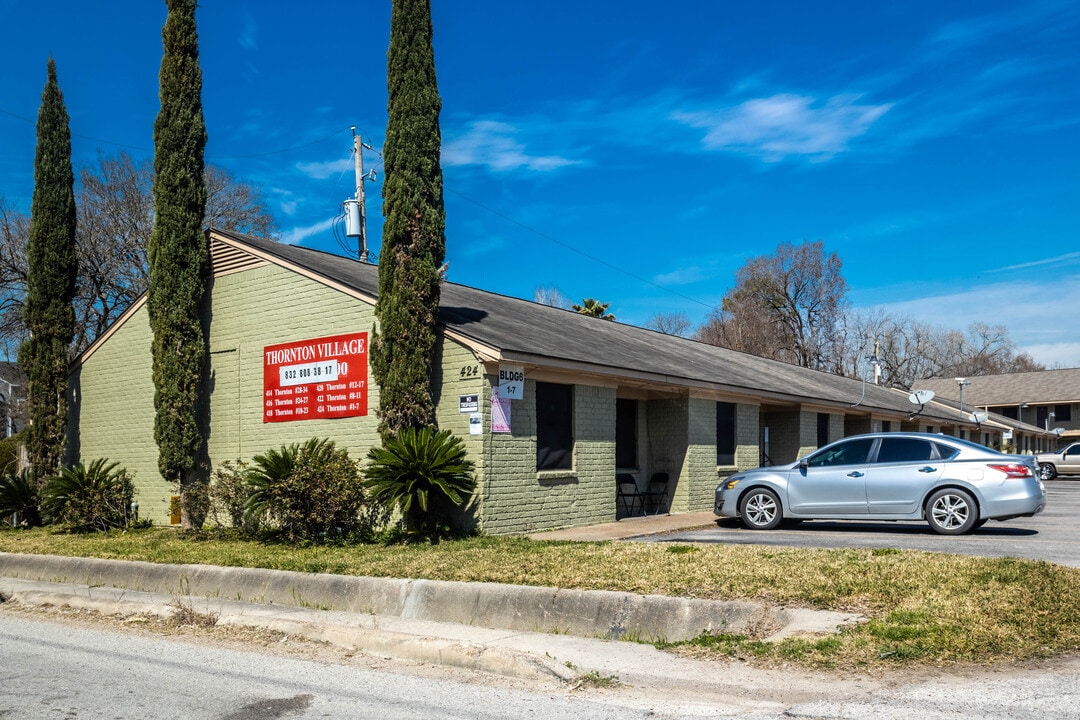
[921,370,1080,452]
[66,229,1007,534]
[0,361,27,438]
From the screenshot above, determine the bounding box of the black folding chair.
[616,473,642,517]
[643,472,669,514]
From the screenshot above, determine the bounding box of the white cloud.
[443,121,581,172]
[280,216,337,246]
[990,251,1080,272]
[238,15,257,50]
[672,94,892,162]
[653,267,706,286]
[296,158,353,180]
[1018,342,1080,369]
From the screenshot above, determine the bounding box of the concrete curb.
[0,577,577,682]
[0,552,861,643]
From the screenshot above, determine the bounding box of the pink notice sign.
[491,387,511,433]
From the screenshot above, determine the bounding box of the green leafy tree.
[572,298,615,320]
[18,58,77,479]
[147,0,209,527]
[371,0,446,438]
[365,427,476,543]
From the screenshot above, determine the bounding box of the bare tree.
[838,310,946,389]
[937,321,1043,378]
[841,312,1044,389]
[73,152,154,352]
[0,152,277,356]
[645,312,692,337]
[205,164,277,238]
[534,284,572,309]
[0,197,30,359]
[697,240,847,370]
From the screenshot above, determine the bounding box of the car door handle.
[847,471,864,478]
[918,466,937,473]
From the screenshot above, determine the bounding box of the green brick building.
[65,229,1011,534]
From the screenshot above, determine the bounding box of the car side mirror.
[799,458,808,470]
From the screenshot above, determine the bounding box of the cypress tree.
[19,58,77,479]
[371,0,447,438]
[147,0,208,518]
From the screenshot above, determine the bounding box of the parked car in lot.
[1034,442,1080,480]
[715,432,1045,535]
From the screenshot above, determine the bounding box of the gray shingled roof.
[919,369,1080,406]
[215,229,971,424]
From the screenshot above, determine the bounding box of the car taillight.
[987,463,1033,478]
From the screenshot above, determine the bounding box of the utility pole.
[352,127,372,263]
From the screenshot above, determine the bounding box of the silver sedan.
[715,432,1046,535]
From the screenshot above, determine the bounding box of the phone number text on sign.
[280,360,340,387]
[263,332,368,423]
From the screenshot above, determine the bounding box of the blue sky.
[2,1,1078,367]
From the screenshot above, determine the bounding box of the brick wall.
[66,308,162,516]
[479,379,617,535]
[735,403,761,469]
[70,265,390,525]
[680,397,718,511]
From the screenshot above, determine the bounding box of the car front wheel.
[926,488,978,535]
[739,487,782,530]
[1039,463,1058,481]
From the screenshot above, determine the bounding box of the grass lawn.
[2,527,1079,669]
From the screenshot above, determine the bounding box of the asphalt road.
[641,477,1080,567]
[0,614,686,720]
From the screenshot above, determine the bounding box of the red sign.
[262,332,368,423]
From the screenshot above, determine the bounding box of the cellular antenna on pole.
[343,126,376,263]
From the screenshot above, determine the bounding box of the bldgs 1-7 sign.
[263,332,368,423]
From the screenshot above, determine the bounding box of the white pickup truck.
[1035,442,1080,480]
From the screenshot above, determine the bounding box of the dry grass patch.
[3,527,1080,667]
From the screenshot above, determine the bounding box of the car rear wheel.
[1039,463,1058,481]
[739,487,782,530]
[926,488,978,535]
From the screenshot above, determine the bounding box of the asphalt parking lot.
[640,477,1080,567]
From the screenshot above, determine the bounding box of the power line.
[1,106,352,160]
[444,187,715,311]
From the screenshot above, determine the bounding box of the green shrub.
[0,469,41,528]
[203,460,251,532]
[41,459,135,532]
[365,427,476,543]
[243,438,378,543]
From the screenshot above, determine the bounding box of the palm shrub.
[40,459,134,532]
[243,438,376,543]
[0,469,41,528]
[365,427,476,543]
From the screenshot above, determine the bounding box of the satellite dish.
[970,410,988,425]
[909,389,935,405]
[1052,427,1066,437]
